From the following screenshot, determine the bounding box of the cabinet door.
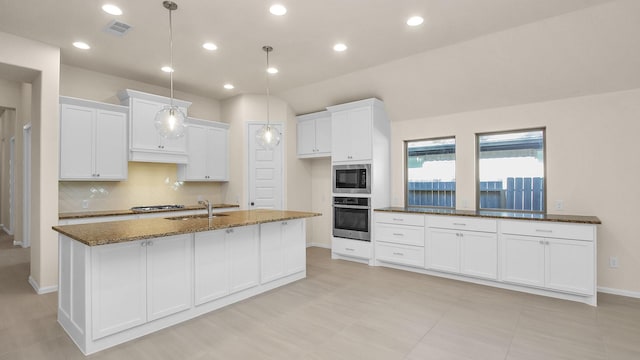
[228,225,259,293]
[130,98,162,151]
[283,220,305,275]
[314,116,332,155]
[91,240,147,340]
[260,221,285,283]
[297,119,317,156]
[331,111,351,162]
[146,234,193,321]
[159,111,188,153]
[60,104,94,179]
[545,238,594,295]
[502,234,545,288]
[207,127,228,181]
[94,109,127,180]
[460,231,497,280]
[194,230,229,305]
[184,125,208,180]
[427,228,460,273]
[347,107,372,161]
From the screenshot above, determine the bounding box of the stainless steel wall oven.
[332,196,371,241]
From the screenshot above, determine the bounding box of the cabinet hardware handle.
[539,240,544,245]
[393,252,404,256]
[226,229,234,234]
[453,223,466,226]
[147,241,153,246]
[141,242,147,247]
[546,241,550,245]
[392,233,404,236]
[96,174,100,177]
[535,229,552,233]
[345,247,355,251]
[282,221,288,225]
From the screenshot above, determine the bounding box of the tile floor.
[1,233,639,359]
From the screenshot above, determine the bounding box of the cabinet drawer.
[375,212,424,227]
[428,216,496,233]
[375,223,424,247]
[376,242,425,268]
[501,220,594,241]
[332,237,371,259]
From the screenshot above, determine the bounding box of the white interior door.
[248,123,283,209]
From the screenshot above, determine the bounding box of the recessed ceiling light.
[406,16,424,26]
[223,84,234,90]
[102,4,123,16]
[269,4,287,16]
[267,67,279,74]
[333,43,347,52]
[161,66,174,73]
[202,42,218,51]
[73,41,91,50]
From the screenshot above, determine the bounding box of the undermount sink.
[131,204,185,212]
[165,214,229,221]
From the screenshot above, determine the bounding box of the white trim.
[598,286,640,299]
[307,242,331,249]
[2,224,13,235]
[28,275,58,294]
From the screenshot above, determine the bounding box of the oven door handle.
[333,204,370,209]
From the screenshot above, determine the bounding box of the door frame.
[21,123,31,248]
[246,121,284,210]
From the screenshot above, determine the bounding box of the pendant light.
[155,1,186,139]
[255,45,281,149]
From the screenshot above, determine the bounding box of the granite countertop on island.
[53,209,321,246]
[59,203,240,220]
[375,207,601,224]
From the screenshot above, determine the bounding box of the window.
[477,129,545,212]
[405,137,456,208]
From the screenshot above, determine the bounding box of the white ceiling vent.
[104,20,133,36]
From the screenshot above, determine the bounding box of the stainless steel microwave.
[333,164,371,194]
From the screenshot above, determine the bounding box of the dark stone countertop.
[374,207,601,224]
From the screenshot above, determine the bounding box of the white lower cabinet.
[91,234,192,340]
[375,213,425,268]
[194,225,259,305]
[426,217,498,280]
[260,220,305,284]
[502,233,594,295]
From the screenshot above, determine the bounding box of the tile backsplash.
[59,162,225,212]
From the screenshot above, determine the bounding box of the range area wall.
[391,88,640,295]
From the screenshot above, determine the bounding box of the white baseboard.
[307,242,331,249]
[28,276,58,295]
[598,286,640,299]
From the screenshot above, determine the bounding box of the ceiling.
[0,0,611,101]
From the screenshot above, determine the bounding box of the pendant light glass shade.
[156,1,185,139]
[255,124,281,148]
[155,104,186,139]
[257,45,281,150]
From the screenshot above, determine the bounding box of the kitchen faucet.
[198,200,214,218]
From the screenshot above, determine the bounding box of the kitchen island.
[53,209,320,355]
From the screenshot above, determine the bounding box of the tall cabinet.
[59,96,128,181]
[327,98,391,265]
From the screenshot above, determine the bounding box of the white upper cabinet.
[117,89,191,164]
[59,96,128,181]
[328,98,388,163]
[296,111,331,158]
[177,118,229,182]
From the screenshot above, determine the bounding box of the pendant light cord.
[168,4,175,107]
[264,46,272,127]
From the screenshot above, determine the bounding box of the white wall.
[0,31,60,291]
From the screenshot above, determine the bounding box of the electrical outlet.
[82,200,89,209]
[197,195,203,202]
[555,200,564,210]
[609,256,619,269]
